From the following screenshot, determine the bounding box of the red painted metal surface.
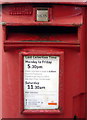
[2,2,86,119]
[19,49,64,115]
[2,5,83,25]
[0,5,2,120]
[1,0,87,6]
[83,7,87,120]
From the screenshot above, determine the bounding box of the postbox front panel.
[2,3,85,119]
[19,49,64,114]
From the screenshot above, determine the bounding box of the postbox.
[2,2,86,119]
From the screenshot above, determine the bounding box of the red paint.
[2,3,86,119]
[2,5,83,25]
[0,7,2,120]
[1,1,87,5]
[19,49,64,115]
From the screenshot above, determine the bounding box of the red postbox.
[2,2,86,119]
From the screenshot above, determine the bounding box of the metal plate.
[36,9,48,22]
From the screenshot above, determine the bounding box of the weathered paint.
[0,4,2,120]
[1,2,86,119]
[1,0,87,5]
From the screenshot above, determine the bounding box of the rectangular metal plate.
[36,9,48,22]
[24,56,59,110]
